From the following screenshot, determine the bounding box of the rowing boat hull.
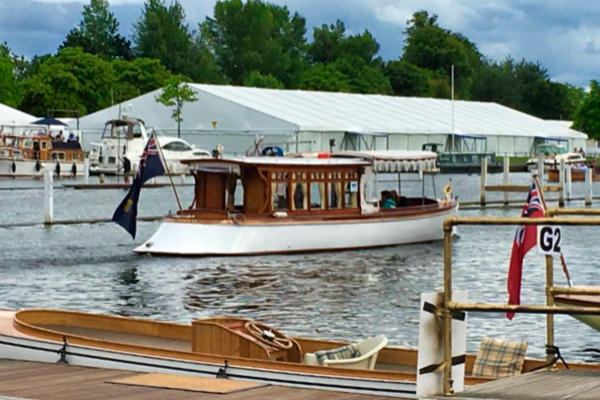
[135,203,458,256]
[0,309,418,397]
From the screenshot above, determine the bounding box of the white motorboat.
[88,116,209,175]
[136,150,459,256]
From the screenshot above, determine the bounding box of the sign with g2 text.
[538,226,561,256]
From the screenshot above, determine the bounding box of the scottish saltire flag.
[506,181,545,319]
[112,135,165,238]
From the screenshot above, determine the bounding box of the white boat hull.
[136,205,458,256]
[0,333,416,398]
[0,158,86,177]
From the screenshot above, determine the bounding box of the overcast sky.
[0,0,598,87]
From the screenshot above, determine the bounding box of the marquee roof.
[75,84,587,140]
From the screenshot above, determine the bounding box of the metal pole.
[451,64,455,153]
[537,158,545,187]
[153,130,183,211]
[442,227,453,395]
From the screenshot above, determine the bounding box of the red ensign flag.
[506,182,545,319]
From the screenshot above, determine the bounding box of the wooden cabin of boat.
[0,130,83,164]
[179,150,447,222]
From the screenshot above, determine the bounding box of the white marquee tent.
[0,102,35,126]
[73,84,587,156]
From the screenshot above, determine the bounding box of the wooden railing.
[440,211,600,395]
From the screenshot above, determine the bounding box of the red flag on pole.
[506,181,545,319]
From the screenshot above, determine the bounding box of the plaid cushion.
[472,336,528,378]
[314,344,360,365]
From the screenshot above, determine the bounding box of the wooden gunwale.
[168,201,457,226]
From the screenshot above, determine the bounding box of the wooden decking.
[0,359,399,400]
[447,369,600,400]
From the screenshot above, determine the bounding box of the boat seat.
[303,335,388,370]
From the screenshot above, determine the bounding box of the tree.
[304,20,391,94]
[403,10,482,98]
[61,0,132,60]
[112,58,172,103]
[384,60,430,96]
[155,75,198,138]
[572,80,600,139]
[301,64,351,92]
[201,0,307,87]
[134,0,223,82]
[20,47,115,116]
[0,43,22,107]
[243,70,284,88]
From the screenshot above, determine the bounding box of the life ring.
[55,162,61,177]
[35,160,41,172]
[71,163,77,176]
[11,161,16,173]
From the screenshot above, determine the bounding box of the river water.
[1,172,600,364]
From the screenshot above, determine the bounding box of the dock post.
[442,227,454,395]
[503,157,509,206]
[479,157,487,206]
[566,166,572,201]
[585,168,593,206]
[44,170,53,225]
[537,158,545,187]
[84,158,89,185]
[545,255,555,368]
[558,159,565,207]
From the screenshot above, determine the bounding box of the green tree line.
[0,1,597,137]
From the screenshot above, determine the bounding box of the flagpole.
[152,129,183,212]
[532,174,573,286]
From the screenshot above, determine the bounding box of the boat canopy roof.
[183,155,370,168]
[184,150,437,173]
[332,150,438,173]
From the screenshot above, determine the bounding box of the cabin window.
[271,182,289,210]
[41,141,47,149]
[72,153,79,160]
[328,182,342,209]
[108,156,116,164]
[51,152,65,160]
[310,182,325,210]
[344,181,358,208]
[23,139,33,148]
[291,182,308,210]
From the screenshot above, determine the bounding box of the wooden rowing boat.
[1,308,597,398]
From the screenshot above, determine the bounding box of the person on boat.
[121,156,132,184]
[381,190,397,209]
[56,131,64,141]
[67,132,78,142]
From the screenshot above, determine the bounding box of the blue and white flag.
[112,135,165,238]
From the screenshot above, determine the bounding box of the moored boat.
[88,116,209,176]
[136,150,458,256]
[0,125,85,177]
[0,308,584,398]
[547,166,600,182]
